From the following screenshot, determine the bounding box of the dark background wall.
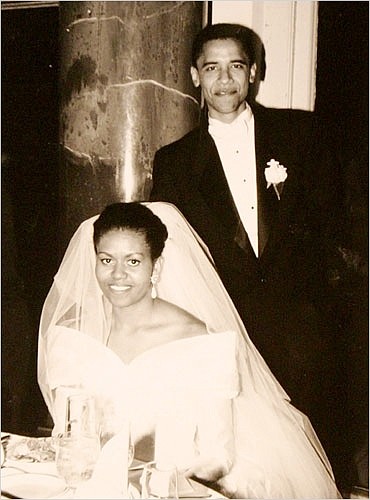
[315,2,368,489]
[316,1,368,256]
[316,1,368,158]
[1,0,368,486]
[2,5,60,434]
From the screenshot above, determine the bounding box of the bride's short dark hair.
[93,202,168,260]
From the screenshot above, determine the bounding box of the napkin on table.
[74,425,129,499]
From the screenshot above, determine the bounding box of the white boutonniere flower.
[264,159,287,200]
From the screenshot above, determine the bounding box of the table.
[1,434,226,499]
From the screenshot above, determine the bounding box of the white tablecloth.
[1,433,226,499]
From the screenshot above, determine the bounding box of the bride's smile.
[95,229,156,308]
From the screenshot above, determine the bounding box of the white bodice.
[47,326,238,470]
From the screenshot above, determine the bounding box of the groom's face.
[191,38,256,123]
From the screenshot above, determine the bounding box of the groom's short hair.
[191,23,266,81]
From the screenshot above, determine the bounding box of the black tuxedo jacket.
[151,103,350,481]
[151,103,342,312]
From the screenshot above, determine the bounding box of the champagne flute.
[55,393,100,494]
[55,431,100,493]
[65,393,97,436]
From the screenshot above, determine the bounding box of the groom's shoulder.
[156,126,201,156]
[251,101,316,128]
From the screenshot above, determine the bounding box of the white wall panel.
[211,1,318,110]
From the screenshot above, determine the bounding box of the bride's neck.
[111,297,156,335]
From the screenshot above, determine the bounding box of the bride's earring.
[150,275,158,299]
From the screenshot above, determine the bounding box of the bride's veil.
[38,202,286,410]
[144,202,290,402]
[38,202,337,497]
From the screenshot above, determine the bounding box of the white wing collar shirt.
[208,105,259,257]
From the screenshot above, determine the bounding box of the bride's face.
[95,228,155,309]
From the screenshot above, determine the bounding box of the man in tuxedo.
[150,23,350,487]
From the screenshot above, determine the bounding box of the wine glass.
[55,431,100,493]
[140,461,179,499]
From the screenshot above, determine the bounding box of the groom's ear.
[249,62,257,83]
[190,66,201,88]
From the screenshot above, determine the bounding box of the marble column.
[59,1,202,243]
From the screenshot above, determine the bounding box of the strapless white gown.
[46,325,340,499]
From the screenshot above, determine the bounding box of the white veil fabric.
[37,202,340,499]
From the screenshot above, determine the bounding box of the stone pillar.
[59,1,202,244]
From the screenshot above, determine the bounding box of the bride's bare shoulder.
[155,299,208,338]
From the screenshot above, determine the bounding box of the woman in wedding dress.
[38,201,341,499]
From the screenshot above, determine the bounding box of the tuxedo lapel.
[198,131,236,229]
[253,106,281,258]
[196,126,257,259]
[197,104,283,261]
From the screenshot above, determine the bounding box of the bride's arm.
[180,332,239,484]
[184,394,235,483]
